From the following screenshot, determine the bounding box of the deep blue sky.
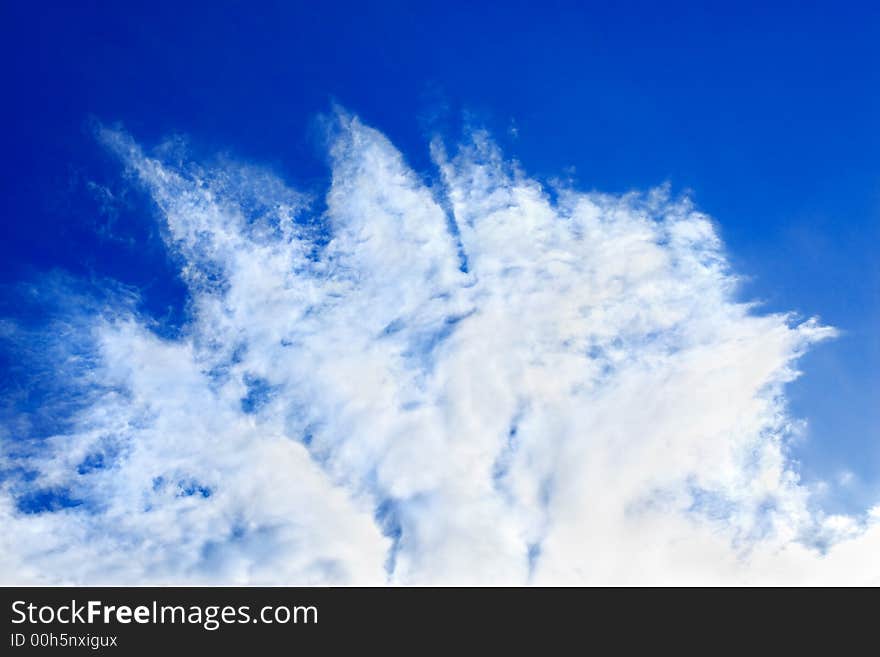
[2,1,878,511]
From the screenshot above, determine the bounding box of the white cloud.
[1,111,877,585]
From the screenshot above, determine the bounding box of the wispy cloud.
[1,111,877,584]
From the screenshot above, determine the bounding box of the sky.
[0,1,878,584]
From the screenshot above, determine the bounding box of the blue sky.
[0,2,878,583]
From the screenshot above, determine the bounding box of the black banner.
[0,586,871,653]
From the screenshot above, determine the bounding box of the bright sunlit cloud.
[1,111,878,585]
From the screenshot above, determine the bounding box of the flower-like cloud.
[1,112,877,584]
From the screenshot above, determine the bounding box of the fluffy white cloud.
[1,111,877,585]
